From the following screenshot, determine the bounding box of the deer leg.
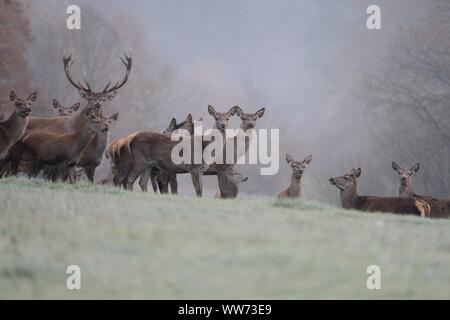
[127,165,147,191]
[84,165,96,183]
[189,169,203,197]
[138,168,151,192]
[169,173,178,194]
[150,170,158,193]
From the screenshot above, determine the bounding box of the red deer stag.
[392,161,450,218]
[329,168,430,217]
[278,154,312,199]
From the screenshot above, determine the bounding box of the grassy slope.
[1,177,450,299]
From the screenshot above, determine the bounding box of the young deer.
[278,154,312,199]
[215,167,248,199]
[392,161,450,218]
[329,168,431,217]
[136,114,196,193]
[77,112,119,182]
[23,110,109,183]
[53,99,80,116]
[207,105,238,132]
[0,91,36,159]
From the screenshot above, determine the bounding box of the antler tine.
[63,54,86,91]
[103,52,132,93]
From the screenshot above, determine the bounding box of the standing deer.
[53,99,80,116]
[392,161,450,218]
[215,167,248,199]
[77,112,119,182]
[278,154,312,199]
[0,53,132,179]
[23,110,110,183]
[0,91,36,159]
[138,114,196,193]
[329,168,430,217]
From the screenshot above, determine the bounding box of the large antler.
[102,52,132,94]
[63,54,92,92]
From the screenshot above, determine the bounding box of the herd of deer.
[0,53,448,219]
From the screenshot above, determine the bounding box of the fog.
[2,0,448,203]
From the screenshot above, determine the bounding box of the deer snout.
[242,176,248,182]
[220,123,226,129]
[19,107,32,117]
[329,177,335,185]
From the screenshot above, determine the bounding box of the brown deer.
[392,161,450,218]
[53,99,80,116]
[140,114,197,193]
[23,110,109,183]
[215,166,248,199]
[77,112,119,182]
[1,53,132,178]
[126,131,209,196]
[207,105,238,132]
[329,168,431,217]
[278,154,312,199]
[0,91,36,159]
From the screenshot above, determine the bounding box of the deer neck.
[399,181,413,197]
[69,122,95,159]
[340,183,359,209]
[288,173,303,197]
[3,111,28,140]
[217,168,239,198]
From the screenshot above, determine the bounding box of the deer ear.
[110,112,119,121]
[234,106,244,118]
[255,107,265,118]
[227,106,238,117]
[28,92,37,102]
[208,105,216,116]
[353,168,361,178]
[53,99,61,109]
[410,163,420,173]
[71,103,80,111]
[303,154,312,164]
[169,118,177,129]
[186,113,193,123]
[9,91,17,101]
[392,161,400,172]
[286,153,293,164]
[107,91,118,101]
[78,89,89,99]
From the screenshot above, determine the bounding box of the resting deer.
[0,91,36,159]
[215,167,248,199]
[278,154,312,199]
[392,161,450,218]
[1,53,131,179]
[23,110,109,183]
[53,99,80,116]
[329,168,430,217]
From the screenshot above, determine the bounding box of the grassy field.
[1,177,450,299]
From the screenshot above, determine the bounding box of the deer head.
[53,99,80,116]
[392,161,419,188]
[286,154,312,178]
[83,110,111,134]
[234,106,265,130]
[226,167,248,184]
[163,114,195,137]
[63,52,132,115]
[208,105,237,131]
[9,91,37,118]
[329,168,361,191]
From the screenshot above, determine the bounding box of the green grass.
[1,177,450,299]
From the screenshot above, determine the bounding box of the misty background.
[1,0,449,203]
